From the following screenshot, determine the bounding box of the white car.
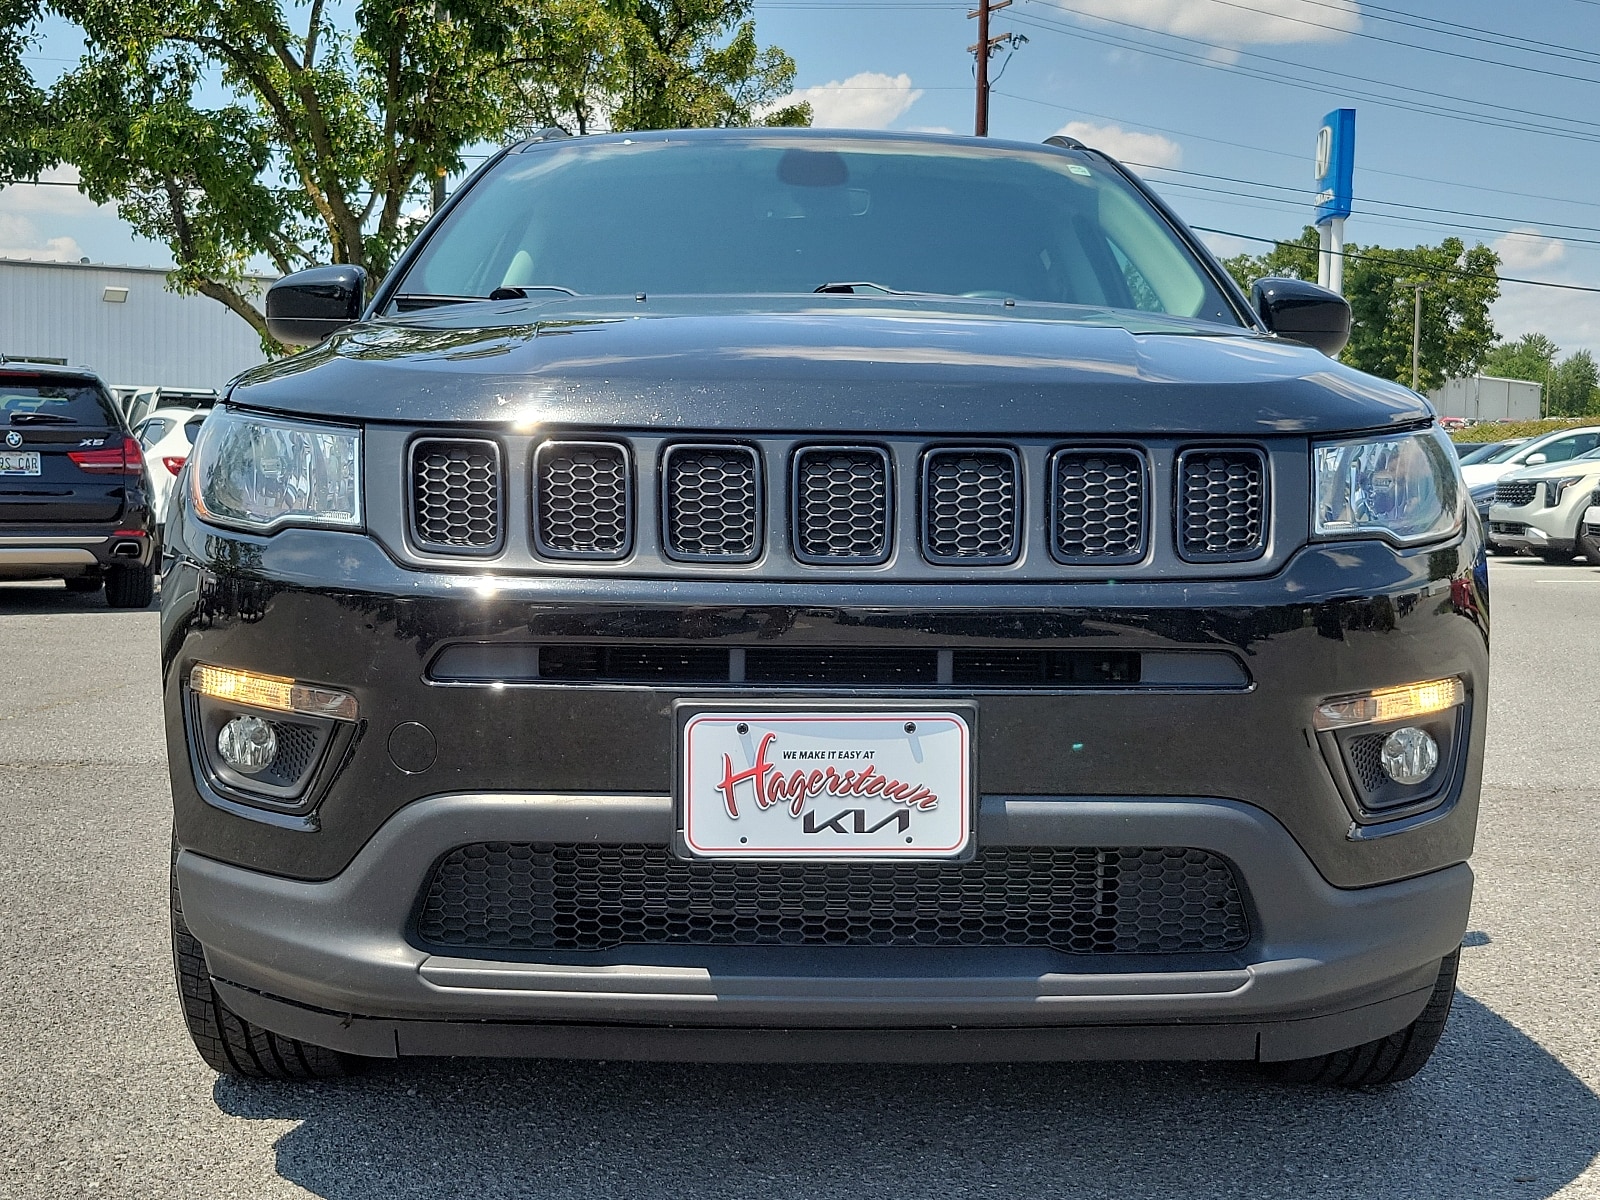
[1487,447,1600,563]
[134,407,208,529]
[1460,425,1600,489]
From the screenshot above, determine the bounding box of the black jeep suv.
[1,363,157,606]
[164,130,1484,1086]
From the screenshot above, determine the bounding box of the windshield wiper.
[488,285,580,300]
[391,294,478,311]
[813,281,963,299]
[5,412,77,425]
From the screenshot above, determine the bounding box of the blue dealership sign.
[1314,108,1355,225]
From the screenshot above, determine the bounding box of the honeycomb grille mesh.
[924,450,1018,562]
[411,440,501,552]
[1346,732,1390,793]
[535,442,629,557]
[1052,450,1146,562]
[1179,450,1266,559]
[794,448,890,561]
[1494,480,1537,507]
[416,843,1250,955]
[664,446,760,560]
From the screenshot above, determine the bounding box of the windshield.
[395,136,1240,324]
[1482,441,1526,463]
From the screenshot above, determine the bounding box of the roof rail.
[1042,134,1086,150]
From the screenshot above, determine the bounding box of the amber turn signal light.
[189,664,359,722]
[1313,677,1464,730]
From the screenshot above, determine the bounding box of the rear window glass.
[0,378,119,427]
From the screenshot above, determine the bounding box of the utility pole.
[1411,283,1426,392]
[969,0,1013,136]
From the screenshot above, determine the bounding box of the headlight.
[190,408,362,533]
[1545,476,1585,507]
[1313,430,1461,544]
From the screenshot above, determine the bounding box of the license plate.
[680,711,971,859]
[0,451,40,476]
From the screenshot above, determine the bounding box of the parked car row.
[1467,426,1600,562]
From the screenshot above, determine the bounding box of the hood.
[1495,455,1600,481]
[230,297,1431,437]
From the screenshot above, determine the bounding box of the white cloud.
[0,213,84,262]
[1493,228,1567,271]
[1066,0,1359,45]
[0,165,102,218]
[907,125,956,136]
[771,72,923,129]
[1054,121,1183,168]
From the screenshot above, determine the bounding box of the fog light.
[1381,726,1439,785]
[217,715,277,775]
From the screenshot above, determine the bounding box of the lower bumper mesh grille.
[416,843,1250,955]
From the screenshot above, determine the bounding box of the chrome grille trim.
[1176,447,1269,562]
[660,443,763,563]
[921,447,1020,565]
[1050,448,1147,565]
[408,437,504,556]
[532,440,632,560]
[791,445,893,564]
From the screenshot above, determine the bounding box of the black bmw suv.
[1,363,157,606]
[164,130,1484,1087]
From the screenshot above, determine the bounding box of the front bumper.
[1488,500,1581,553]
[179,792,1472,1063]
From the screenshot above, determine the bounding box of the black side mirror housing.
[265,265,368,346]
[1250,277,1351,357]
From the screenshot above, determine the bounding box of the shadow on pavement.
[0,581,158,614]
[215,993,1598,1200]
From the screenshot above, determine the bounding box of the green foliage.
[1452,418,1590,443]
[40,0,807,348]
[1222,225,1501,392]
[1481,332,1559,383]
[1548,350,1599,417]
[0,1,50,181]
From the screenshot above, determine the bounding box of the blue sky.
[7,0,1600,357]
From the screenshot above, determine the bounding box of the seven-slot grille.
[533,440,631,558]
[416,842,1251,955]
[922,448,1019,563]
[406,438,1275,569]
[662,444,761,561]
[409,438,502,553]
[1495,479,1538,507]
[1177,449,1268,561]
[793,446,892,563]
[1051,449,1146,564]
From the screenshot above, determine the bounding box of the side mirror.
[265,265,368,346]
[1525,453,1548,466]
[1250,277,1352,357]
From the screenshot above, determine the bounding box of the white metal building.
[1427,374,1542,422]
[0,258,273,391]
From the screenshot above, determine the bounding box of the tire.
[1580,532,1600,566]
[105,562,155,608]
[1267,949,1459,1087]
[170,851,355,1080]
[63,575,102,594]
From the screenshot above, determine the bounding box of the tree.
[1222,225,1500,391]
[1548,350,1599,417]
[1482,332,1559,384]
[42,0,807,349]
[0,1,50,181]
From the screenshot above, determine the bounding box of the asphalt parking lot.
[0,556,1596,1199]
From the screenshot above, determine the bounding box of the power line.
[1013,3,1600,145]
[1191,224,1600,295]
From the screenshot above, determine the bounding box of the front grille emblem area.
[792,446,893,564]
[922,447,1020,564]
[409,438,504,555]
[661,444,762,562]
[533,440,632,559]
